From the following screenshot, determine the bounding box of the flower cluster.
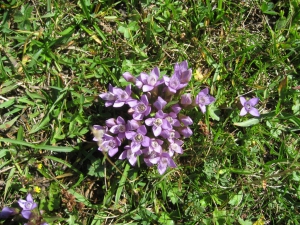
[0,193,48,225]
[93,61,216,174]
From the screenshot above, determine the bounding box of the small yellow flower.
[34,186,41,193]
[37,164,42,170]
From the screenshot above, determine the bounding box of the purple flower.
[99,84,117,107]
[164,112,180,128]
[240,97,260,117]
[119,145,142,166]
[149,152,177,175]
[108,116,127,139]
[153,96,167,111]
[148,138,163,153]
[180,93,193,106]
[18,193,37,219]
[112,85,137,108]
[125,125,150,153]
[195,88,215,113]
[163,74,186,94]
[99,134,121,157]
[174,60,192,84]
[132,95,151,120]
[143,150,160,167]
[136,67,163,92]
[168,139,184,156]
[145,110,171,137]
[0,207,17,219]
[123,72,136,83]
[160,129,180,141]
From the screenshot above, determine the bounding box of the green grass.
[0,0,300,224]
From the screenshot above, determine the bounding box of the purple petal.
[154,97,167,110]
[249,107,260,117]
[119,150,127,160]
[129,155,138,166]
[105,118,116,127]
[108,148,118,157]
[131,142,141,152]
[153,126,162,136]
[145,118,154,126]
[125,131,136,140]
[142,136,151,147]
[113,101,125,107]
[208,96,216,104]
[149,157,160,164]
[143,85,154,92]
[152,67,160,77]
[240,96,246,105]
[248,97,259,106]
[140,72,148,83]
[180,127,193,138]
[0,207,16,219]
[157,162,167,175]
[200,88,209,95]
[123,72,136,83]
[21,210,32,219]
[199,104,206,113]
[26,194,34,202]
[240,107,248,116]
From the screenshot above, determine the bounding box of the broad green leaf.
[229,190,243,206]
[234,118,260,127]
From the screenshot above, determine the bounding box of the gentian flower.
[123,72,136,83]
[148,138,163,153]
[132,95,151,120]
[108,116,127,139]
[149,152,177,175]
[240,96,260,117]
[145,110,171,137]
[174,60,192,84]
[195,88,215,113]
[153,96,167,111]
[136,67,163,92]
[180,93,193,107]
[168,139,184,156]
[0,207,17,219]
[99,134,121,157]
[18,193,37,219]
[160,129,180,141]
[112,85,137,107]
[125,125,150,153]
[119,145,142,166]
[163,74,186,94]
[99,84,117,107]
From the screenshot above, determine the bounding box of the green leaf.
[234,118,260,127]
[209,105,220,121]
[0,98,15,109]
[4,167,15,200]
[115,163,130,207]
[158,212,175,225]
[228,190,243,206]
[48,182,61,211]
[0,138,76,152]
[238,218,253,225]
[0,115,20,131]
